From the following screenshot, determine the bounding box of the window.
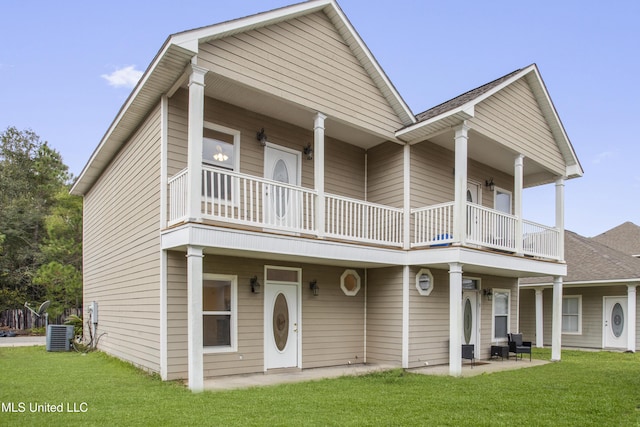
[202,123,240,201]
[492,289,510,341]
[494,188,512,214]
[203,274,237,352]
[341,269,361,296]
[415,268,434,296]
[562,295,582,334]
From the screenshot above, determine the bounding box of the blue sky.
[1,0,638,237]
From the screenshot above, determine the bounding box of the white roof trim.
[521,278,640,289]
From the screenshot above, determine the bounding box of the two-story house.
[70,0,582,391]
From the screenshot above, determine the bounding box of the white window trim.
[202,273,238,354]
[562,295,582,335]
[203,121,241,172]
[493,187,512,214]
[492,288,511,342]
[340,269,361,296]
[415,268,434,296]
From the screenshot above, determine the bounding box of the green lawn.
[1,347,639,426]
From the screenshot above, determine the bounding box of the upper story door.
[264,144,301,230]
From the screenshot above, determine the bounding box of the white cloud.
[101,65,143,88]
[592,151,615,164]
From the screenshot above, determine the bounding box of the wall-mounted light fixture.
[303,143,313,160]
[485,178,495,192]
[309,280,319,297]
[256,128,267,146]
[483,288,493,301]
[250,276,261,294]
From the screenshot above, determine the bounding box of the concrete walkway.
[202,357,549,391]
[0,335,46,347]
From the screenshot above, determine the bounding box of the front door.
[265,279,299,369]
[603,296,628,349]
[462,291,479,348]
[264,144,301,230]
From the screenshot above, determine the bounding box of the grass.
[1,347,639,426]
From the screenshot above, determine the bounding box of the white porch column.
[453,122,469,245]
[403,143,411,250]
[186,245,204,392]
[534,287,544,348]
[551,276,563,361]
[449,262,463,376]
[555,177,565,260]
[314,113,326,238]
[402,265,410,368]
[514,155,524,254]
[627,284,637,352]
[186,64,207,222]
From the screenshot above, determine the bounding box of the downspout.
[364,268,367,364]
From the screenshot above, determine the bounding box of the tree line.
[0,127,82,319]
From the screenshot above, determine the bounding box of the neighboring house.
[592,221,640,259]
[70,0,583,390]
[520,228,640,352]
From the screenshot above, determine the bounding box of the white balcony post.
[514,155,524,254]
[627,284,637,352]
[314,113,326,238]
[453,122,469,245]
[403,143,411,250]
[555,177,565,260]
[186,245,204,392]
[551,276,563,361]
[449,262,463,376]
[535,287,544,348]
[186,64,207,222]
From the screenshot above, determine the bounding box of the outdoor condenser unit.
[46,325,74,352]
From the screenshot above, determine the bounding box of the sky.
[1,0,638,237]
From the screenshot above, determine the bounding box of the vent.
[46,325,74,352]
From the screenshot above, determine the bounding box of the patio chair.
[508,333,531,361]
[462,344,475,367]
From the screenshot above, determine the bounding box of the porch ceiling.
[200,72,392,150]
[428,129,555,188]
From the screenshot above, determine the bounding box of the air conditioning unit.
[46,325,74,352]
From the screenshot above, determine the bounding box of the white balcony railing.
[326,194,403,247]
[168,169,561,260]
[411,202,455,247]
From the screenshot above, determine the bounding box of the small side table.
[490,345,509,361]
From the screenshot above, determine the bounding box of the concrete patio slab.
[0,335,46,347]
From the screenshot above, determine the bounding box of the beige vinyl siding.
[366,266,403,365]
[470,78,565,175]
[366,141,404,208]
[408,267,451,367]
[166,255,365,379]
[167,89,366,198]
[198,12,403,139]
[518,288,537,343]
[83,104,162,373]
[301,265,365,368]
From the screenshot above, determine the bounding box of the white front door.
[462,291,479,347]
[603,296,628,349]
[265,282,299,369]
[264,144,301,230]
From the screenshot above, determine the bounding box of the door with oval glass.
[265,281,299,369]
[462,290,479,349]
[264,144,301,230]
[603,296,627,349]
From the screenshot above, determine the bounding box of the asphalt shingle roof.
[592,221,640,257]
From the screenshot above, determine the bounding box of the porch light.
[303,143,313,160]
[250,276,261,294]
[485,178,495,192]
[309,280,319,296]
[483,288,493,301]
[256,128,268,146]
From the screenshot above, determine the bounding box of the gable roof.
[71,0,414,196]
[592,222,640,258]
[521,229,640,287]
[396,64,583,180]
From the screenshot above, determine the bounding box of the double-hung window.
[203,274,237,352]
[201,123,240,202]
[562,295,582,334]
[492,289,510,341]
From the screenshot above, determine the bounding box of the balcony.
[168,167,561,260]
